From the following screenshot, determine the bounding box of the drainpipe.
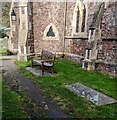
[62,0,67,58]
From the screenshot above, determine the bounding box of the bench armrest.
[30,54,42,60]
[41,59,54,63]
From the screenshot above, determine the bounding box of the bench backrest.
[41,50,56,62]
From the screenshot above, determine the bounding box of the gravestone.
[66,83,117,105]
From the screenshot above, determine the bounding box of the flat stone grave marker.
[66,83,117,105]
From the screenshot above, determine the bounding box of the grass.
[0,46,15,56]
[2,72,47,118]
[0,74,2,119]
[2,79,28,118]
[15,58,117,119]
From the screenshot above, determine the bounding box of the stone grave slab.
[26,67,54,76]
[66,83,117,105]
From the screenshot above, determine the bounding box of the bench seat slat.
[33,60,53,67]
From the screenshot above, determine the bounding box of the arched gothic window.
[72,0,87,36]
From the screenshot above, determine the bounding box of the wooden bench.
[31,50,56,75]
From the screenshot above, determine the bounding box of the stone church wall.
[96,62,117,77]
[96,39,117,76]
[32,2,65,53]
[32,1,117,76]
[65,2,75,36]
[101,2,116,39]
[70,39,87,56]
[65,2,117,76]
[97,40,117,63]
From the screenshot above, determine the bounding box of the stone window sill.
[65,36,88,39]
[43,36,59,40]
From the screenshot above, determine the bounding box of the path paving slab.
[26,67,55,76]
[66,83,117,105]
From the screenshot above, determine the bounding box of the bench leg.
[51,67,54,74]
[31,60,33,68]
[41,64,44,75]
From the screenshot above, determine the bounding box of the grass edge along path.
[2,80,28,118]
[15,58,117,119]
[2,72,47,119]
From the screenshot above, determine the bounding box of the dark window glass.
[76,8,80,33]
[90,30,94,39]
[46,26,55,37]
[81,6,86,32]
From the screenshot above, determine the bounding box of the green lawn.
[0,74,2,119]
[2,79,28,118]
[0,46,14,56]
[15,58,117,119]
[2,74,47,118]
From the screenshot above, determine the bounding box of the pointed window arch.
[72,0,87,36]
[43,23,59,40]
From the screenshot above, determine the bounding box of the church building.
[9,0,117,76]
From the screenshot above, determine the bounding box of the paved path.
[1,59,69,118]
[0,55,17,60]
